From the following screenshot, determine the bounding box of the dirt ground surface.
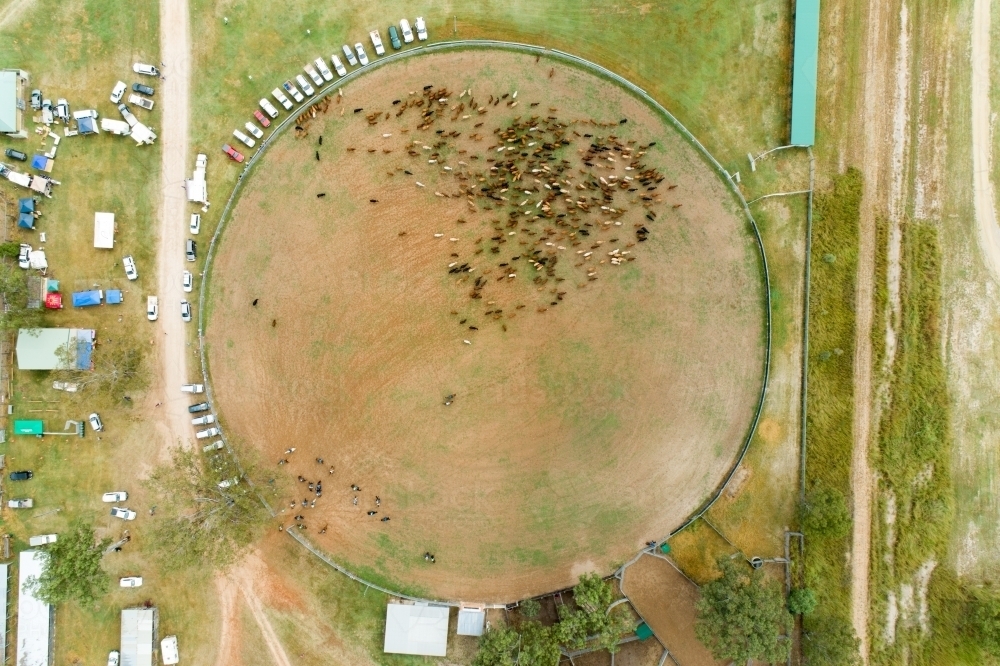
[621,554,722,666]
[972,0,999,278]
[206,50,765,602]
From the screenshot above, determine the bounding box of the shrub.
[800,488,851,540]
[788,587,818,615]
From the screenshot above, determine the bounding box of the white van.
[161,636,179,666]
[146,296,158,321]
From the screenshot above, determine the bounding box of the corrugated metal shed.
[790,0,821,146]
[457,608,485,636]
[121,607,157,666]
[384,603,449,656]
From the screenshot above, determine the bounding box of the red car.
[222,143,245,163]
[253,109,271,128]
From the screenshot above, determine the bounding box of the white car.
[110,507,137,521]
[128,94,154,111]
[282,80,304,103]
[295,74,315,97]
[354,43,369,66]
[341,44,358,67]
[181,300,192,322]
[203,440,224,452]
[18,244,31,269]
[331,55,347,77]
[133,63,159,76]
[314,57,333,81]
[107,650,120,666]
[182,271,193,292]
[259,98,280,118]
[181,383,205,394]
[271,88,292,110]
[233,129,255,148]
[192,414,215,426]
[89,412,104,432]
[119,576,143,588]
[218,477,239,489]
[369,30,385,56]
[147,295,158,321]
[102,491,128,503]
[244,121,263,139]
[196,427,220,439]
[110,81,127,103]
[190,214,200,235]
[400,19,414,43]
[415,16,428,40]
[28,534,57,546]
[8,499,32,508]
[123,255,138,280]
[304,64,323,86]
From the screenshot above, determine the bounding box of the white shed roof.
[94,212,115,248]
[457,608,485,636]
[383,603,449,657]
[16,551,52,666]
[121,607,156,666]
[0,563,9,659]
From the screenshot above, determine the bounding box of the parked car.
[30,89,42,110]
[180,300,192,322]
[110,507,137,521]
[161,635,180,666]
[369,30,385,56]
[388,25,402,49]
[119,576,143,587]
[295,74,315,97]
[89,413,104,432]
[186,238,197,261]
[314,57,334,81]
[233,129,255,148]
[191,414,215,426]
[400,18,414,43]
[128,94,154,111]
[196,427,220,439]
[123,255,138,280]
[110,81,127,103]
[108,650,120,666]
[18,244,31,269]
[55,99,70,122]
[132,82,155,95]
[182,270,194,292]
[271,88,292,110]
[203,440,224,452]
[342,44,358,67]
[222,143,245,162]
[244,121,263,139]
[117,103,137,126]
[4,148,27,161]
[9,471,33,481]
[147,295,158,321]
[415,16,428,40]
[189,402,210,413]
[102,491,128,503]
[303,64,323,86]
[189,214,200,235]
[181,383,205,394]
[218,477,239,489]
[259,99,279,119]
[7,499,32,508]
[28,534,57,546]
[331,55,347,77]
[354,43,369,66]
[282,80,304,102]
[133,62,159,76]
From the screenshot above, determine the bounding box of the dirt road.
[157,0,195,451]
[972,0,999,279]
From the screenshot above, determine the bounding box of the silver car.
[342,44,358,67]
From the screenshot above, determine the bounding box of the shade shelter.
[383,603,449,657]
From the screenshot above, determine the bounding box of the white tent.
[94,212,115,248]
[16,551,52,666]
[383,603,449,657]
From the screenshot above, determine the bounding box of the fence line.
[195,39,774,604]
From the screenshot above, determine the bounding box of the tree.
[53,334,147,397]
[25,522,110,605]
[144,447,270,571]
[966,588,1000,658]
[472,625,519,666]
[695,557,792,664]
[0,261,43,330]
[519,621,561,666]
[519,598,541,619]
[800,488,852,540]
[788,587,818,615]
[0,242,20,259]
[555,573,633,653]
[802,614,859,666]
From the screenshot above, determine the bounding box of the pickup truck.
[369,30,385,56]
[28,534,57,546]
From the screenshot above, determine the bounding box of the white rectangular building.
[16,550,52,666]
[384,603,449,657]
[121,607,157,666]
[94,212,115,248]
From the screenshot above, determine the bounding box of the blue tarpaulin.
[18,213,34,229]
[18,198,34,214]
[30,154,48,170]
[106,290,122,304]
[71,290,102,307]
[78,117,96,134]
[75,330,93,370]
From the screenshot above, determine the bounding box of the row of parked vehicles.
[222,17,428,162]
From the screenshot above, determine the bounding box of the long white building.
[17,550,52,666]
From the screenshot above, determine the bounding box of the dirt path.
[157,0,194,451]
[0,0,34,30]
[972,0,1000,279]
